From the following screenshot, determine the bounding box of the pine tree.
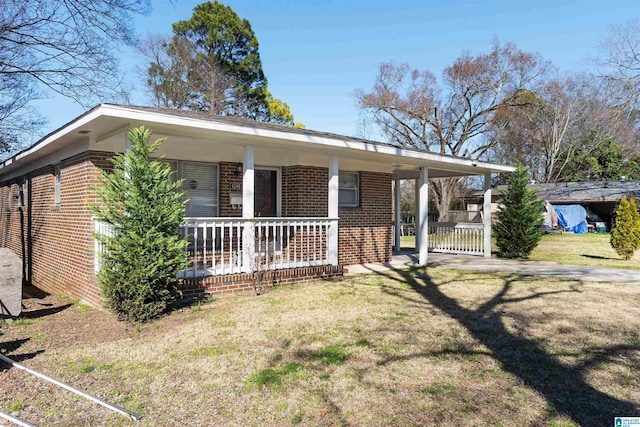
[92,126,187,322]
[494,163,544,259]
[610,196,640,260]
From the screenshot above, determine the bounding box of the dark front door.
[255,169,277,217]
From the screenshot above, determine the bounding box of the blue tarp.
[553,205,588,234]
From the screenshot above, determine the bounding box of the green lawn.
[526,233,640,269]
[1,269,638,426]
[401,233,640,270]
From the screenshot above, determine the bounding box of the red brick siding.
[281,166,393,264]
[1,151,392,308]
[0,182,22,263]
[338,171,393,265]
[219,162,243,217]
[180,265,343,298]
[0,151,114,307]
[282,166,329,217]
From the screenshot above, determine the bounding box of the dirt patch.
[5,286,199,356]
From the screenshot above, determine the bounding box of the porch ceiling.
[1,104,515,181]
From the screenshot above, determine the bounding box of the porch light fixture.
[235,163,243,177]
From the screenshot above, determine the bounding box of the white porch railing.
[94,217,339,278]
[94,220,114,274]
[428,222,484,256]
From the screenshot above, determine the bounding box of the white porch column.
[327,156,339,266]
[123,132,132,180]
[394,178,401,252]
[414,178,420,250]
[483,173,492,258]
[242,146,255,272]
[418,168,429,265]
[242,146,255,218]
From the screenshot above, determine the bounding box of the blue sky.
[35,0,640,138]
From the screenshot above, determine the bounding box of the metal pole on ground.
[0,410,37,427]
[0,353,142,421]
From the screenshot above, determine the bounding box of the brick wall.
[281,166,393,265]
[219,162,243,217]
[338,171,393,265]
[282,166,328,217]
[180,265,343,299]
[1,152,393,308]
[0,151,113,307]
[0,182,22,266]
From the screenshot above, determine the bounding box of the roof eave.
[1,104,516,178]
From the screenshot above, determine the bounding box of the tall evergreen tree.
[92,126,187,322]
[558,136,626,182]
[143,1,301,126]
[171,0,265,116]
[610,196,640,260]
[494,163,544,259]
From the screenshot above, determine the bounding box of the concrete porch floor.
[344,251,640,285]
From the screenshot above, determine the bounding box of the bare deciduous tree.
[140,34,239,114]
[596,19,640,112]
[490,75,634,183]
[0,0,151,155]
[0,73,45,155]
[355,41,548,219]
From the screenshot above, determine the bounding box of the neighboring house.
[471,180,640,227]
[528,180,640,226]
[0,104,512,307]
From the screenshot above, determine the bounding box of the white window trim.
[180,160,220,217]
[162,160,220,217]
[54,165,61,204]
[339,171,359,208]
[20,180,27,207]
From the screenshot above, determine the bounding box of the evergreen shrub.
[92,126,187,322]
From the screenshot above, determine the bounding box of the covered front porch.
[391,168,494,263]
[88,105,512,284]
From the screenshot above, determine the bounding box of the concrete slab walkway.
[344,252,640,285]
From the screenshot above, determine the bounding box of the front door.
[255,169,277,217]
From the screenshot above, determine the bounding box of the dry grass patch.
[0,270,639,426]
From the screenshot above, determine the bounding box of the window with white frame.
[54,165,61,204]
[163,161,219,217]
[182,162,219,217]
[339,171,359,207]
[20,180,27,207]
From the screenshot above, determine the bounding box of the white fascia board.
[0,107,104,173]
[1,104,515,178]
[99,105,516,174]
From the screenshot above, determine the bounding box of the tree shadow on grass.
[22,303,72,319]
[0,337,43,370]
[377,267,639,426]
[19,284,72,319]
[580,254,619,261]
